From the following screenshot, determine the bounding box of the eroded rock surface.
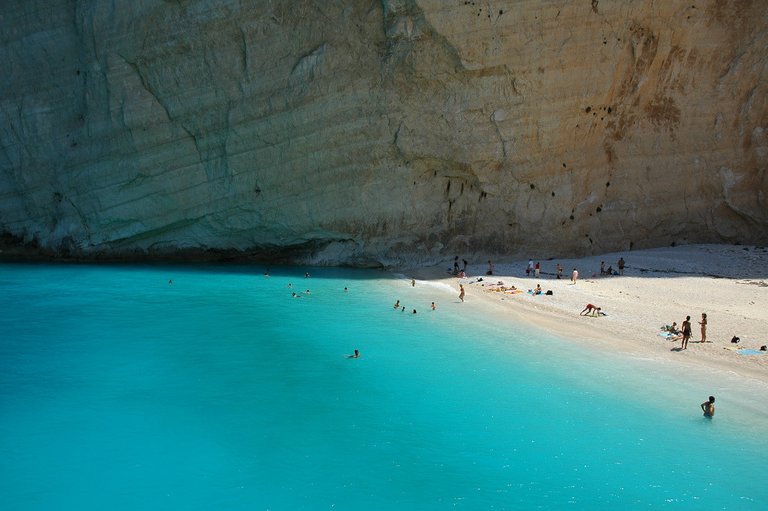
[1,0,766,266]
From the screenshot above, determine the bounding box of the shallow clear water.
[1,264,766,510]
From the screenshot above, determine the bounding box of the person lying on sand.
[486,282,518,293]
[660,328,682,341]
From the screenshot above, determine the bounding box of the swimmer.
[394,300,400,309]
[700,396,715,418]
[304,272,310,278]
[344,287,348,292]
[347,349,360,359]
[168,279,173,285]
[431,302,436,310]
[412,309,417,314]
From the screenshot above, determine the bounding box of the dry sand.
[409,244,768,388]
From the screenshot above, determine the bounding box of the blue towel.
[737,349,766,355]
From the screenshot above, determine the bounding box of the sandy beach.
[409,244,768,388]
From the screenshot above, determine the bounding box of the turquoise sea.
[1,263,767,510]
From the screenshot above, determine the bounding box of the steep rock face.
[1,0,766,266]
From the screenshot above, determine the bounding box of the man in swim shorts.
[580,304,600,316]
[681,316,692,349]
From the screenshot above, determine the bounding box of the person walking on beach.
[526,259,534,276]
[459,284,465,302]
[534,262,541,277]
[700,396,715,418]
[571,268,579,284]
[681,316,692,349]
[699,313,707,342]
[487,260,494,275]
[618,257,625,275]
[556,263,563,279]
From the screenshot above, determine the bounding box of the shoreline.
[406,244,768,389]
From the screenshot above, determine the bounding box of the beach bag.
[545,290,553,295]
[731,336,740,344]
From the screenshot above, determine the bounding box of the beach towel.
[737,349,766,356]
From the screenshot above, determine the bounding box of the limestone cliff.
[1,0,766,266]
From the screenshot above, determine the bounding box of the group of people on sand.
[521,256,626,283]
[662,313,707,349]
[485,281,519,293]
[452,256,469,277]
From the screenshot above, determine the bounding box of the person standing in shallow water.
[459,284,465,302]
[681,316,692,349]
[571,268,578,284]
[701,396,715,418]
